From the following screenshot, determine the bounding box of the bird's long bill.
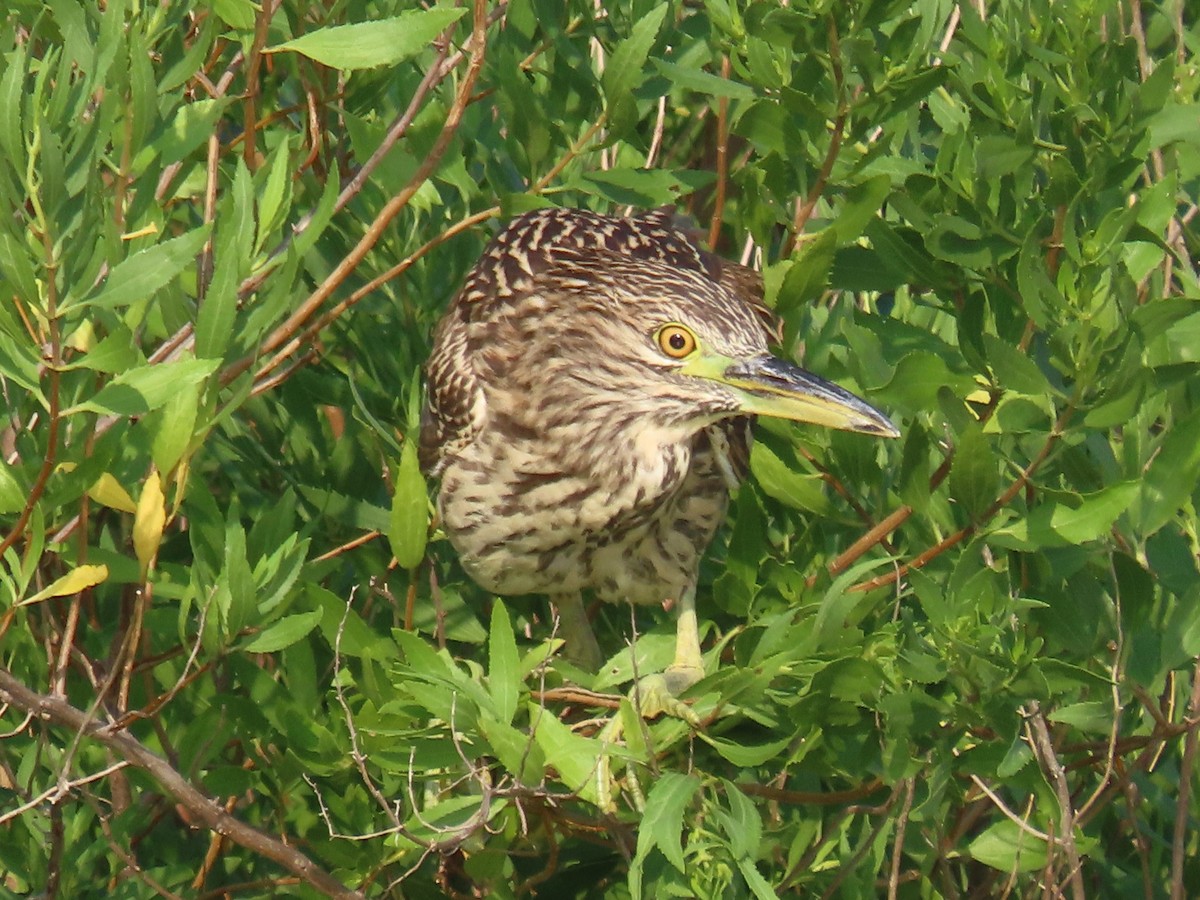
[715,355,900,438]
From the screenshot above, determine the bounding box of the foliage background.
[1,0,1198,896]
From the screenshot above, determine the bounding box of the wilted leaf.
[21,564,109,605]
[88,473,137,514]
[134,471,167,578]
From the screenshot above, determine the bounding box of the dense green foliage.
[1,0,1198,896]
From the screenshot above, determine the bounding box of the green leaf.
[602,4,669,135]
[749,443,831,516]
[579,167,689,208]
[990,482,1139,551]
[634,772,699,873]
[256,135,293,250]
[530,706,605,806]
[701,733,793,767]
[211,0,256,30]
[149,381,201,475]
[652,59,757,100]
[61,330,139,374]
[479,712,545,784]
[488,600,519,725]
[64,358,218,416]
[829,176,891,245]
[0,460,25,514]
[874,351,977,414]
[388,439,429,570]
[719,779,763,860]
[968,819,1048,874]
[1134,406,1200,534]
[948,422,996,521]
[75,227,211,311]
[776,229,836,315]
[1046,701,1113,735]
[982,334,1047,395]
[269,7,468,70]
[243,610,323,653]
[196,159,254,359]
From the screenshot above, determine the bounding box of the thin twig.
[1170,659,1200,900]
[0,668,365,900]
[1025,702,1086,900]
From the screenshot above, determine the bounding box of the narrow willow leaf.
[150,381,201,476]
[134,471,166,578]
[243,610,323,653]
[1046,700,1112,734]
[719,780,762,860]
[64,358,218,416]
[389,439,428,570]
[269,8,467,70]
[196,159,254,360]
[699,733,793,767]
[488,600,519,725]
[829,175,891,245]
[602,3,668,134]
[776,229,836,315]
[20,564,109,606]
[256,134,293,250]
[982,333,1048,395]
[651,59,757,100]
[75,227,210,310]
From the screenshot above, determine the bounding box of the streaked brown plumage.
[421,207,896,708]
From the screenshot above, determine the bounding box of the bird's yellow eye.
[656,324,697,359]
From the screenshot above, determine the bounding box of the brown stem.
[787,17,848,253]
[1170,659,1200,900]
[852,403,1072,592]
[707,55,730,250]
[225,0,490,388]
[0,669,364,900]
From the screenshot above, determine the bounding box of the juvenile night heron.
[420,207,897,716]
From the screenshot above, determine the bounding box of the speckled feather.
[420,207,776,607]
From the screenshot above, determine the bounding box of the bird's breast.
[435,420,728,603]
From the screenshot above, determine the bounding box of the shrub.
[1,1,1197,896]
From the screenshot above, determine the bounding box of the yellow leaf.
[134,470,166,578]
[21,564,109,606]
[88,472,137,513]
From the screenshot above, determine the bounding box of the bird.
[420,207,898,718]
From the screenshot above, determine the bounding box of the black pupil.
[668,331,687,350]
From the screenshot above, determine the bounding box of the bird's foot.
[629,661,704,725]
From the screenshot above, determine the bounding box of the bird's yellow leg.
[630,585,703,725]
[552,592,604,672]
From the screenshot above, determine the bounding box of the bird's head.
[528,253,899,441]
